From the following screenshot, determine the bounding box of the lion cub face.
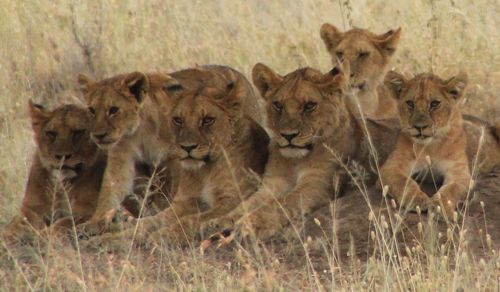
[386,71,468,144]
[169,82,243,170]
[320,24,401,94]
[78,72,151,149]
[252,64,347,158]
[29,101,98,179]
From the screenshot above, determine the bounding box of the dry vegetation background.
[0,0,499,290]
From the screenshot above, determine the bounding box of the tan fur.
[85,68,269,247]
[169,65,263,124]
[2,102,106,242]
[76,71,181,235]
[462,116,500,175]
[202,64,367,241]
[77,66,266,235]
[320,23,401,119]
[381,72,474,217]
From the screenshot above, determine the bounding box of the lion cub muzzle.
[90,130,118,149]
[178,142,210,170]
[46,150,88,180]
[277,130,313,159]
[408,113,434,142]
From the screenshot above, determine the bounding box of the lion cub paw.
[430,192,459,220]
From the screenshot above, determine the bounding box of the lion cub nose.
[55,154,72,160]
[413,125,429,132]
[280,132,298,142]
[180,144,198,153]
[92,132,108,140]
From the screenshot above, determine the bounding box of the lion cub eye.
[406,100,415,110]
[72,129,86,140]
[335,51,344,60]
[429,100,441,110]
[108,106,119,116]
[201,116,215,126]
[303,102,317,113]
[172,117,183,126]
[358,51,370,60]
[88,107,96,115]
[272,101,283,113]
[45,131,57,141]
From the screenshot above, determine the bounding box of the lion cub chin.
[1,102,106,243]
[380,72,472,218]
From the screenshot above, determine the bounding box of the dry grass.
[0,0,499,290]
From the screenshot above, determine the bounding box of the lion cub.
[380,72,473,217]
[86,70,269,248]
[76,72,180,235]
[320,23,401,119]
[2,102,106,242]
[201,64,368,242]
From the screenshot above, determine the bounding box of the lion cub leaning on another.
[76,71,181,235]
[380,72,476,217]
[77,67,264,236]
[203,63,382,244]
[1,102,106,242]
[320,23,401,119]
[85,70,269,248]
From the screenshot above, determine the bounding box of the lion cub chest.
[198,183,216,210]
[408,153,456,194]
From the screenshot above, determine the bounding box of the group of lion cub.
[3,23,500,250]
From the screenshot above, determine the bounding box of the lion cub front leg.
[78,150,136,236]
[380,166,430,211]
[432,160,471,218]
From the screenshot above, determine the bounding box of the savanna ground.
[0,0,499,290]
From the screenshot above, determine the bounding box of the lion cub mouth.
[353,81,366,91]
[52,162,85,179]
[412,133,433,143]
[280,144,313,150]
[181,155,210,163]
[62,162,84,173]
[278,144,313,159]
[94,140,118,150]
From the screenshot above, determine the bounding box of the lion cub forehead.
[174,94,220,114]
[338,37,378,52]
[275,78,323,102]
[44,106,88,130]
[88,85,121,101]
[406,74,446,100]
[343,28,378,39]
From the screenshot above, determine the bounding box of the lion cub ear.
[385,70,407,99]
[77,73,95,95]
[320,23,343,52]
[217,79,246,118]
[252,63,283,99]
[121,72,150,104]
[442,72,468,100]
[155,73,183,97]
[374,28,402,56]
[28,100,50,133]
[317,66,348,96]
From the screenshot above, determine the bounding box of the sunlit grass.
[0,0,499,290]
